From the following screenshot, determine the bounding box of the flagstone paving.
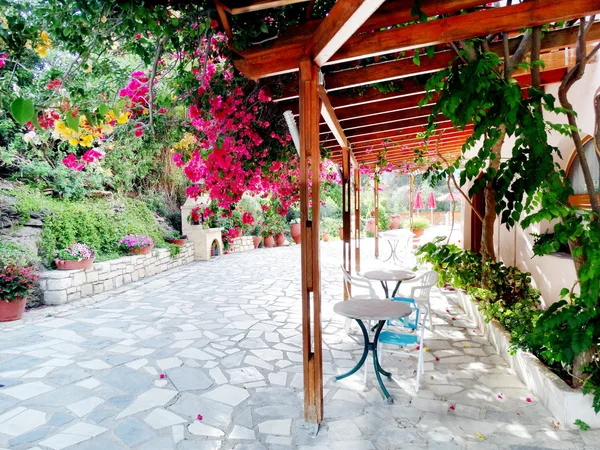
[0,241,594,449]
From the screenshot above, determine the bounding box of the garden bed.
[452,288,600,429]
[38,243,194,306]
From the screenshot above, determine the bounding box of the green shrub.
[320,217,341,238]
[401,216,430,230]
[10,187,168,266]
[0,241,38,268]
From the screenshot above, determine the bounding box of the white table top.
[362,269,416,282]
[334,299,412,320]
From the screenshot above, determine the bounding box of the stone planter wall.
[231,236,253,253]
[38,243,195,306]
[452,289,600,429]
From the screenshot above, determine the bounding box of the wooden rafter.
[214,1,234,41]
[318,85,349,149]
[306,0,386,67]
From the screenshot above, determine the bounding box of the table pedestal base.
[335,319,394,403]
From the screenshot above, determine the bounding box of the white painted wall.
[464,59,600,306]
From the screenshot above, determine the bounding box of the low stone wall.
[452,289,600,429]
[231,236,254,253]
[38,243,195,306]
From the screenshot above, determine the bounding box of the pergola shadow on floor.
[0,243,591,449]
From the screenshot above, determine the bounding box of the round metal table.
[362,268,416,298]
[380,230,413,265]
[334,299,412,403]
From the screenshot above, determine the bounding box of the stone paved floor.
[0,240,595,450]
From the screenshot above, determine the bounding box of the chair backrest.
[390,297,420,330]
[411,270,439,302]
[340,265,379,299]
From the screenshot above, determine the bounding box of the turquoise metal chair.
[377,297,428,392]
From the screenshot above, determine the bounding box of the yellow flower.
[83,63,93,73]
[142,108,148,114]
[100,122,114,134]
[35,31,52,58]
[101,15,107,23]
[116,111,130,124]
[40,31,51,45]
[79,134,94,147]
[35,44,49,58]
[1,16,8,29]
[68,138,79,146]
[24,39,32,49]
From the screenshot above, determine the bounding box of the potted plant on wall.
[0,265,38,322]
[55,242,95,270]
[165,231,187,246]
[262,228,275,248]
[409,217,430,238]
[118,234,154,255]
[250,225,262,248]
[289,218,301,244]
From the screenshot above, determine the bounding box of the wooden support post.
[354,167,361,273]
[342,147,352,299]
[299,58,323,425]
[374,174,379,258]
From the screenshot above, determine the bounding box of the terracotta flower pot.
[236,228,244,238]
[275,233,285,247]
[264,236,275,248]
[365,218,376,234]
[0,297,26,322]
[338,228,344,240]
[129,246,153,255]
[54,258,94,270]
[167,239,186,246]
[412,228,425,238]
[390,215,401,230]
[252,236,262,248]
[290,223,301,244]
[322,232,330,242]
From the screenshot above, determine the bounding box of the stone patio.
[0,240,595,450]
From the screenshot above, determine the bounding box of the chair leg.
[427,300,434,331]
[415,346,423,392]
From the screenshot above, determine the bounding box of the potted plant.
[165,231,187,246]
[55,242,95,270]
[275,231,285,247]
[118,234,154,255]
[0,265,38,322]
[410,217,430,238]
[289,218,301,244]
[188,206,203,226]
[365,217,376,234]
[322,231,330,242]
[249,225,262,249]
[390,214,401,230]
[262,229,275,248]
[338,225,344,241]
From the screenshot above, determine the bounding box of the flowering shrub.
[56,242,95,261]
[117,234,154,250]
[166,231,187,241]
[188,206,203,225]
[0,265,39,303]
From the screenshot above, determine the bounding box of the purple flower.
[117,234,154,249]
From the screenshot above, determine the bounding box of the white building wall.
[465,59,600,306]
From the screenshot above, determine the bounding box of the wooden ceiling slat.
[318,85,348,148]
[319,104,435,134]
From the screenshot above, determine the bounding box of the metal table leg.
[379,281,389,298]
[336,320,395,404]
[335,319,369,381]
[372,320,393,403]
[391,281,403,298]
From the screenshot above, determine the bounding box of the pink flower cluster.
[62,148,105,171]
[241,212,254,225]
[57,242,95,261]
[0,265,39,303]
[117,234,154,249]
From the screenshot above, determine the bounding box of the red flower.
[449,405,455,411]
[46,79,62,91]
[62,154,85,171]
[241,212,254,225]
[134,129,144,137]
[210,20,218,29]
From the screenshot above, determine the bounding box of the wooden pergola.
[214,0,600,425]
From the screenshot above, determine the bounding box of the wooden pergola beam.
[272,24,599,101]
[307,0,386,67]
[318,86,348,148]
[234,0,489,78]
[237,3,600,79]
[331,0,600,64]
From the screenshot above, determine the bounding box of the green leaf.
[413,52,421,66]
[575,419,590,431]
[66,113,80,132]
[98,103,110,116]
[10,98,35,125]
